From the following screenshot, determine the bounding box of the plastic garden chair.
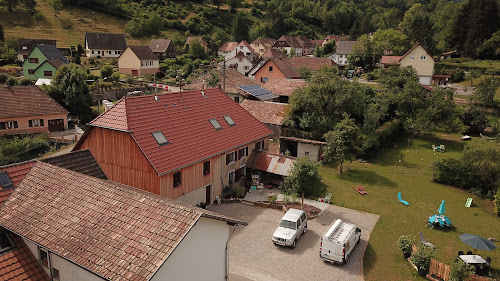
[440,145,445,152]
[318,192,332,204]
[419,232,435,249]
[465,197,473,207]
[432,145,436,152]
[357,185,367,195]
[398,192,409,206]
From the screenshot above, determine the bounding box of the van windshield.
[279,220,296,229]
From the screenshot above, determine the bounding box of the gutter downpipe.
[225,225,238,280]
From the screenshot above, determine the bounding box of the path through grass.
[319,134,500,280]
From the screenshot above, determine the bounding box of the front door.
[206,185,211,205]
[48,119,64,132]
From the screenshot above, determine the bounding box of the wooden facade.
[76,126,268,205]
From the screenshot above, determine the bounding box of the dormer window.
[0,231,16,255]
[223,115,235,126]
[151,131,169,146]
[0,172,13,190]
[209,119,222,130]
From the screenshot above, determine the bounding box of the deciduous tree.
[283,157,322,209]
[323,114,361,174]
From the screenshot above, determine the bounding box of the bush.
[6,76,17,86]
[433,158,474,189]
[19,78,32,85]
[74,54,81,64]
[361,120,401,157]
[0,74,7,83]
[110,72,121,83]
[397,235,415,257]
[0,134,51,165]
[410,244,436,272]
[449,260,475,281]
[155,71,165,79]
[100,65,113,79]
[461,106,488,135]
[494,188,500,216]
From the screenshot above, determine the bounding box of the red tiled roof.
[149,39,173,53]
[0,232,50,281]
[265,58,302,79]
[0,162,245,281]
[239,100,287,125]
[311,39,324,46]
[263,78,307,97]
[380,56,402,65]
[218,41,238,52]
[0,86,68,119]
[238,40,256,53]
[295,36,314,48]
[275,35,302,48]
[86,88,273,175]
[289,57,335,71]
[127,46,159,61]
[251,38,276,46]
[0,161,35,205]
[261,48,285,59]
[186,68,264,94]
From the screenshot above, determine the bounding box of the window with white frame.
[226,151,235,165]
[421,55,426,60]
[410,55,415,60]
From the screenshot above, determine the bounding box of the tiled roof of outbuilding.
[0,86,68,119]
[0,162,245,281]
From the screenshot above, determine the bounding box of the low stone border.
[221,198,242,203]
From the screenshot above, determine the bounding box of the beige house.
[250,38,276,58]
[84,32,127,58]
[0,161,246,281]
[0,86,68,136]
[118,46,159,76]
[280,136,326,162]
[398,44,435,85]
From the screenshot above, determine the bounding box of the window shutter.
[245,147,248,157]
[29,120,33,127]
[226,154,230,165]
[14,121,18,129]
[237,149,241,160]
[40,119,44,126]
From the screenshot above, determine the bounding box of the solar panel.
[238,84,276,101]
[0,172,13,189]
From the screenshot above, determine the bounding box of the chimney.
[202,83,205,90]
[154,95,158,101]
[201,91,205,97]
[96,33,99,39]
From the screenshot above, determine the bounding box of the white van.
[320,219,361,264]
[272,208,307,248]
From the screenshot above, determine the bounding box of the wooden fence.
[426,258,491,281]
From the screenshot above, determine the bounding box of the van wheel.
[303,225,307,234]
[357,237,361,245]
[291,239,297,249]
[344,254,349,264]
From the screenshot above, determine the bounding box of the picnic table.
[460,255,487,265]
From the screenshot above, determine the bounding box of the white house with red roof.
[234,40,258,62]
[74,88,272,206]
[225,51,254,75]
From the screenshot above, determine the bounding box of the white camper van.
[320,219,361,264]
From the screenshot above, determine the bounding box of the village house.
[17,38,56,61]
[261,78,307,103]
[0,150,108,281]
[239,100,286,139]
[149,38,176,59]
[328,40,357,66]
[22,45,68,80]
[234,40,259,62]
[380,44,435,85]
[0,161,246,281]
[322,34,349,47]
[296,35,314,56]
[248,57,302,82]
[185,68,265,103]
[218,41,238,58]
[225,51,254,75]
[84,32,127,58]
[74,88,272,206]
[261,48,286,60]
[250,38,276,58]
[289,56,336,71]
[186,36,209,51]
[0,86,68,136]
[118,46,160,76]
[273,35,303,57]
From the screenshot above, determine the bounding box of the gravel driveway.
[209,203,379,281]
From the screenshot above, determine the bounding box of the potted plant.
[449,260,475,281]
[397,235,414,259]
[410,244,436,277]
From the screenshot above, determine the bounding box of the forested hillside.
[0,0,499,58]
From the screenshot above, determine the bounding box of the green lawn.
[318,133,500,281]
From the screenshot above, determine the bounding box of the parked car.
[272,208,307,248]
[320,219,361,264]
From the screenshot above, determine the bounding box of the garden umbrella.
[438,199,445,215]
[459,233,497,254]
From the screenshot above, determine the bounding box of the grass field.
[0,1,146,47]
[318,133,500,280]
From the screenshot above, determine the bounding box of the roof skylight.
[209,119,222,130]
[223,115,235,126]
[151,131,169,146]
[0,172,13,190]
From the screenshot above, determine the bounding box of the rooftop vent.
[154,96,159,101]
[201,91,205,97]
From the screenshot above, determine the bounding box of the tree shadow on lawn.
[363,243,377,274]
[415,135,466,153]
[340,169,398,188]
